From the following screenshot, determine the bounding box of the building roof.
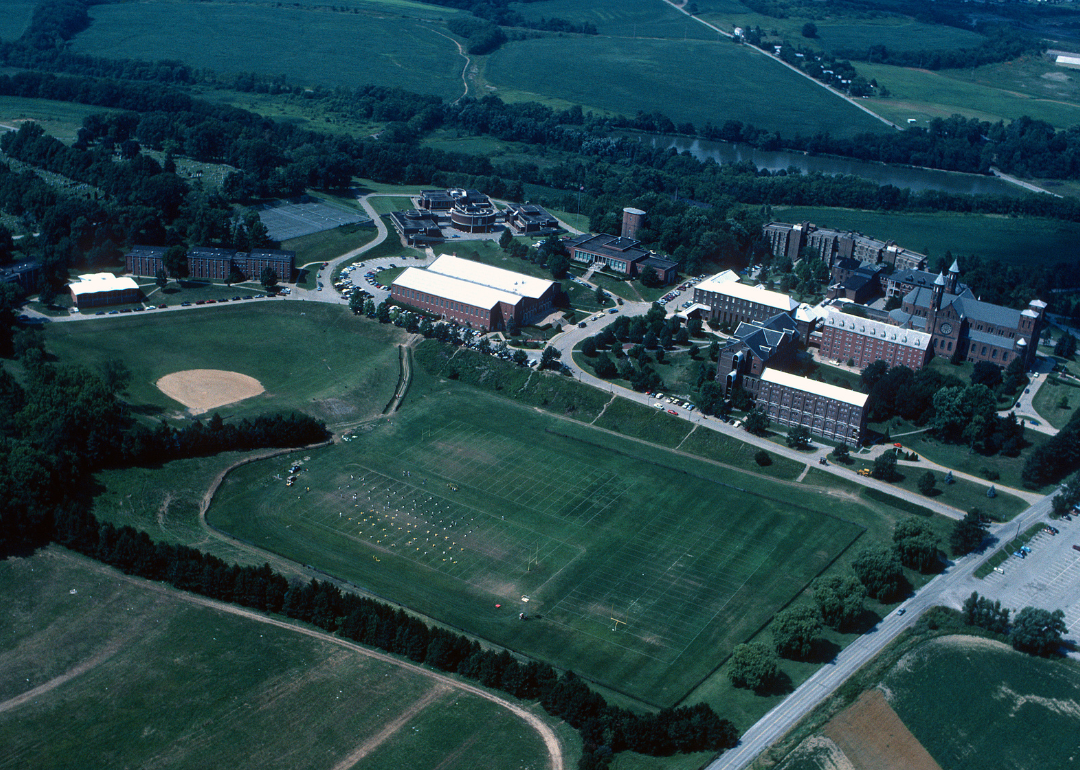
[950,296,1023,329]
[966,328,1021,351]
[711,280,799,312]
[824,308,931,350]
[696,270,741,293]
[760,368,868,408]
[641,256,677,271]
[126,246,166,258]
[69,273,139,297]
[393,267,512,310]
[188,247,236,261]
[249,249,294,262]
[565,233,650,264]
[427,254,554,300]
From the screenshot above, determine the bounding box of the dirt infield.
[156,369,265,414]
[823,688,942,770]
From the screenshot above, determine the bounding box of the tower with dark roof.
[947,259,960,294]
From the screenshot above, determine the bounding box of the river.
[639,135,1030,198]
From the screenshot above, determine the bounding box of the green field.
[0,548,566,770]
[282,221,379,265]
[73,1,470,99]
[767,206,1080,268]
[208,374,865,707]
[512,0,718,40]
[858,56,1080,130]
[0,96,117,143]
[885,636,1080,770]
[43,303,404,425]
[0,1,35,42]
[484,35,889,139]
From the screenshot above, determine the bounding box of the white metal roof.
[823,308,931,350]
[713,281,798,312]
[695,269,741,293]
[393,267,514,310]
[761,368,868,408]
[69,273,139,297]
[427,254,554,299]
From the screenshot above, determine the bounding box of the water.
[639,135,1029,198]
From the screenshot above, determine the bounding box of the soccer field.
[210,392,864,706]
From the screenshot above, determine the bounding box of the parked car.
[667,409,678,416]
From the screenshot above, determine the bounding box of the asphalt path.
[706,490,1058,770]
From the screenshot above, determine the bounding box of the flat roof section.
[393,267,513,310]
[427,254,554,300]
[761,368,869,408]
[695,270,741,293]
[714,281,798,312]
[69,273,140,297]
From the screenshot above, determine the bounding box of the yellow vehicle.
[857,468,871,476]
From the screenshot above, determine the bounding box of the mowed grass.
[484,36,889,139]
[0,548,562,770]
[0,96,118,143]
[282,221,379,265]
[857,55,1080,130]
[512,0,718,41]
[42,302,404,426]
[884,636,1080,770]
[72,1,469,99]
[208,375,864,707]
[767,206,1080,268]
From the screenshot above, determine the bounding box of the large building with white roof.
[693,271,798,327]
[68,273,140,308]
[750,369,868,445]
[391,254,558,331]
[820,308,933,371]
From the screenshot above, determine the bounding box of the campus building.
[389,210,443,246]
[563,233,677,284]
[391,254,558,331]
[68,273,141,308]
[749,369,868,445]
[715,313,799,394]
[763,221,926,272]
[0,260,42,294]
[819,308,933,371]
[126,246,295,283]
[693,270,798,326]
[890,262,1045,368]
[504,203,560,235]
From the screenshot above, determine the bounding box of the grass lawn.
[856,55,1080,131]
[0,547,566,770]
[281,221,378,265]
[0,95,117,143]
[484,35,889,139]
[43,302,405,426]
[1031,370,1080,430]
[884,636,1080,770]
[208,364,866,707]
[765,206,1080,269]
[73,0,470,100]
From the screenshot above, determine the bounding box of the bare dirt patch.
[156,369,265,414]
[823,688,942,770]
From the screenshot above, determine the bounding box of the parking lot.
[974,517,1080,637]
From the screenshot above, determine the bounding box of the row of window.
[400,289,486,319]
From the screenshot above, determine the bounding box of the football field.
[210,394,864,706]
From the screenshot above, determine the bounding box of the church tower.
[946,258,960,295]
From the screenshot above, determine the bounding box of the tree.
[155,267,168,290]
[830,443,850,462]
[852,546,904,600]
[728,642,779,690]
[581,336,597,357]
[594,285,606,305]
[593,354,616,378]
[950,509,989,555]
[917,470,936,495]
[786,425,812,449]
[163,245,188,279]
[513,349,529,366]
[540,346,562,370]
[1054,332,1076,359]
[771,605,822,660]
[812,574,866,630]
[97,359,132,394]
[893,518,939,572]
[754,449,771,466]
[971,361,1003,390]
[962,591,1010,634]
[260,266,278,292]
[871,451,898,481]
[745,409,770,435]
[498,228,513,250]
[1010,606,1066,656]
[376,300,391,324]
[349,292,365,315]
[802,21,817,38]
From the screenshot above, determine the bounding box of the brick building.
[715,313,799,394]
[391,254,558,331]
[693,271,798,326]
[125,246,167,278]
[244,249,294,283]
[749,369,868,445]
[504,203,559,235]
[68,273,141,308]
[185,247,236,281]
[564,233,677,284]
[126,246,294,283]
[763,221,926,272]
[820,308,933,370]
[0,260,42,294]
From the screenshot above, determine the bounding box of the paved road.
[706,490,1060,770]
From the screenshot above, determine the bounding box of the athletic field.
[210,388,864,706]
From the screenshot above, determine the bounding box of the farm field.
[72,1,469,100]
[483,35,889,139]
[512,0,719,41]
[766,206,1080,268]
[0,96,117,143]
[42,302,404,425]
[207,378,866,707]
[0,548,565,770]
[857,56,1080,130]
[0,1,35,42]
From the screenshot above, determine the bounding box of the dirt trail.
[55,551,565,770]
[329,684,451,770]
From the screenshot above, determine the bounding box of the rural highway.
[705,491,1056,770]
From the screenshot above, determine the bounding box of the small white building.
[69,273,140,308]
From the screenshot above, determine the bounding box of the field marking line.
[330,684,453,770]
[54,549,565,770]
